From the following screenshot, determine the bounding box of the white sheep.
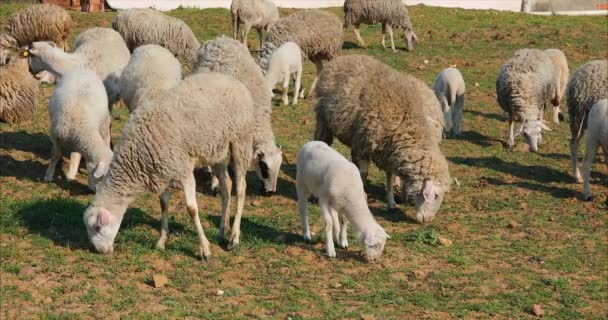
[544,48,569,124]
[230,0,279,48]
[0,53,39,124]
[582,99,607,201]
[433,67,465,137]
[0,4,71,51]
[297,141,389,261]
[263,42,303,106]
[45,69,112,191]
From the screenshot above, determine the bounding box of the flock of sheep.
[0,0,606,262]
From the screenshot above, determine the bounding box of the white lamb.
[263,42,303,106]
[582,99,607,201]
[44,68,112,191]
[296,141,389,262]
[433,67,465,137]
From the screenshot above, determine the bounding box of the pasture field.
[0,2,607,319]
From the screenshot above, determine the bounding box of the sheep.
[26,28,130,107]
[193,36,283,199]
[296,141,389,261]
[259,9,343,95]
[118,44,183,112]
[343,0,418,52]
[261,41,303,106]
[0,4,71,51]
[0,54,39,124]
[314,55,451,223]
[45,69,112,191]
[230,0,279,48]
[581,99,607,201]
[566,60,608,182]
[112,8,201,62]
[496,48,558,152]
[83,72,255,258]
[433,67,466,137]
[544,48,569,124]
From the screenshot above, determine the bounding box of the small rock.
[474,82,480,87]
[417,64,427,71]
[19,266,37,276]
[438,237,453,247]
[43,297,53,304]
[423,59,429,64]
[330,282,342,289]
[361,315,376,320]
[411,270,427,279]
[508,221,521,229]
[216,289,224,296]
[152,274,168,288]
[250,199,262,207]
[532,304,544,317]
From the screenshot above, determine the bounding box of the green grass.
[1,3,608,319]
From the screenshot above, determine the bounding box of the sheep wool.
[0,55,38,124]
[0,4,71,50]
[581,99,607,201]
[230,0,279,47]
[543,48,569,124]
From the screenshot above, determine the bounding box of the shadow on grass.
[449,156,573,183]
[451,130,500,148]
[206,214,301,247]
[465,109,506,122]
[343,41,364,50]
[483,177,579,199]
[0,131,50,157]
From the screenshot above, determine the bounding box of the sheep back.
[231,0,279,29]
[0,56,38,123]
[2,4,71,48]
[543,48,569,101]
[344,0,413,31]
[566,60,608,137]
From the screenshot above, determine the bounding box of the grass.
[1,2,607,319]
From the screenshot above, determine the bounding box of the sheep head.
[255,144,283,194]
[361,224,389,263]
[83,205,125,254]
[514,114,551,152]
[411,179,447,223]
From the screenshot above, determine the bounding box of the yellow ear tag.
[22,50,29,57]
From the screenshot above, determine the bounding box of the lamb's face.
[362,226,389,263]
[256,147,283,194]
[403,29,417,52]
[521,120,550,152]
[83,206,124,254]
[412,180,445,223]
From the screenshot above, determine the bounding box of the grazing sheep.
[343,0,418,52]
[496,48,558,152]
[45,69,112,191]
[566,60,608,182]
[119,44,183,112]
[261,41,303,106]
[582,99,607,201]
[0,54,38,124]
[260,10,343,95]
[297,141,389,261]
[314,55,451,223]
[112,8,200,62]
[0,4,71,50]
[193,36,283,199]
[544,48,569,124]
[433,67,466,137]
[26,28,130,107]
[230,0,279,48]
[83,73,255,257]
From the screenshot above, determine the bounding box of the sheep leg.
[582,137,599,201]
[282,70,290,106]
[319,199,336,258]
[570,134,584,183]
[452,94,464,136]
[296,181,312,241]
[256,28,264,50]
[227,154,248,250]
[66,152,82,181]
[507,120,516,148]
[156,191,170,250]
[308,61,324,98]
[232,12,239,40]
[553,106,561,124]
[386,24,397,53]
[241,22,252,46]
[209,165,220,196]
[182,172,211,261]
[212,164,232,240]
[353,24,367,48]
[330,207,341,245]
[381,23,387,49]
[338,213,349,250]
[386,171,397,209]
[351,150,369,183]
[44,140,62,182]
[292,67,302,105]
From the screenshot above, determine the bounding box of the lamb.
[296,141,389,261]
[566,60,608,182]
[433,67,466,137]
[314,55,451,223]
[496,48,558,152]
[543,49,569,124]
[83,72,255,258]
[0,4,71,51]
[0,54,39,124]
[261,41,303,106]
[112,8,201,62]
[26,28,130,107]
[343,0,418,52]
[230,0,279,48]
[45,69,112,191]
[259,9,343,95]
[581,99,607,201]
[193,36,283,198]
[119,44,183,112]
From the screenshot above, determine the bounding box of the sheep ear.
[48,41,57,48]
[539,121,552,131]
[93,161,109,179]
[97,208,112,227]
[364,233,378,247]
[422,180,436,202]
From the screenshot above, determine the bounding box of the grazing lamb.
[581,99,607,201]
[343,0,418,52]
[193,36,283,200]
[544,48,569,124]
[261,41,304,106]
[0,54,39,124]
[230,0,279,48]
[314,55,451,223]
[26,28,130,107]
[119,44,183,112]
[297,141,389,261]
[566,60,608,182]
[433,67,466,137]
[112,8,201,62]
[259,10,343,95]
[45,69,112,191]
[0,4,71,50]
[496,48,558,152]
[83,73,255,257]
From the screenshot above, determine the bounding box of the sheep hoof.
[227,241,239,251]
[155,240,166,250]
[558,113,565,122]
[575,176,583,183]
[43,176,53,183]
[326,250,336,258]
[211,188,219,197]
[584,195,592,202]
[201,252,211,262]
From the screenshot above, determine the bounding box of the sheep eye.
[95,225,102,232]
[260,161,269,179]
